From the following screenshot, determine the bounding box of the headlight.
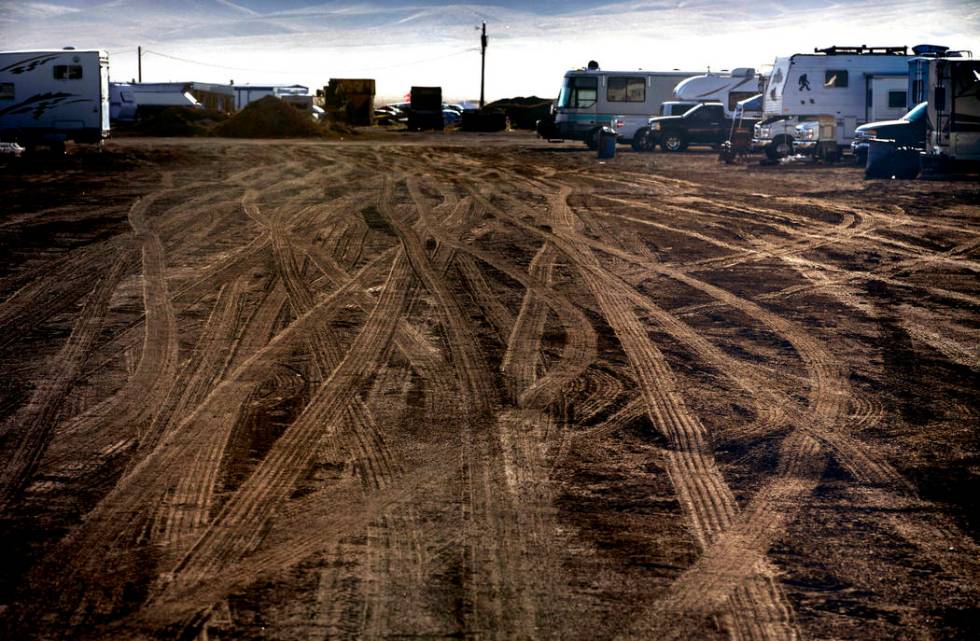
[863,129,877,138]
[651,122,661,131]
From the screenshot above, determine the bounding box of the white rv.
[233,84,309,110]
[109,82,202,123]
[0,48,109,151]
[553,63,700,148]
[672,68,765,118]
[752,46,913,159]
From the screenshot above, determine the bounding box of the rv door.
[869,76,908,122]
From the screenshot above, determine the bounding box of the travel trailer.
[921,56,980,175]
[752,45,914,159]
[0,48,109,151]
[553,62,699,148]
[109,82,206,123]
[672,68,765,117]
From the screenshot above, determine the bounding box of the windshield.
[902,102,927,122]
[558,75,598,109]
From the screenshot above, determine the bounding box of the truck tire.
[585,127,601,150]
[660,131,687,152]
[631,128,652,152]
[766,136,793,160]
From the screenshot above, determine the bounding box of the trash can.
[597,127,617,159]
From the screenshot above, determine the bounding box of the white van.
[0,48,109,151]
[553,64,699,148]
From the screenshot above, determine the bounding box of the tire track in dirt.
[488,185,905,491]
[501,241,557,398]
[7,249,395,638]
[138,276,249,458]
[154,247,414,612]
[110,448,458,639]
[0,249,132,511]
[150,275,275,551]
[385,176,532,638]
[486,178,854,640]
[37,192,182,482]
[255,188,433,639]
[486,178,798,640]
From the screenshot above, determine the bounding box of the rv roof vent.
[911,44,949,57]
[587,60,599,71]
[731,67,755,77]
[63,46,75,50]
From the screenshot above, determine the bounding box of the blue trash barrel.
[597,127,617,159]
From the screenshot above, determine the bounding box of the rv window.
[606,77,645,103]
[824,70,848,88]
[888,91,906,109]
[728,91,756,111]
[0,83,13,100]
[54,65,83,80]
[558,76,598,109]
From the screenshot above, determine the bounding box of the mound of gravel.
[213,96,326,138]
[133,107,227,137]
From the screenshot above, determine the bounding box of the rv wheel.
[766,136,793,160]
[660,132,687,152]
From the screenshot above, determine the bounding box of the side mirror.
[934,86,946,112]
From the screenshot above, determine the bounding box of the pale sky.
[2,1,978,102]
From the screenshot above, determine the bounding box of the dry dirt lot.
[0,133,978,641]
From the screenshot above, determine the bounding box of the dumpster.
[597,127,617,159]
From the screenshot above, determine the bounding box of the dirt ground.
[0,132,978,641]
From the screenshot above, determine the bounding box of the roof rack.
[814,45,908,56]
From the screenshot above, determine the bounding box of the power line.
[356,47,479,72]
[136,45,477,76]
[141,48,290,74]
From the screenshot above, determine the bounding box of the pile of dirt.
[213,96,338,138]
[485,96,554,130]
[131,107,228,137]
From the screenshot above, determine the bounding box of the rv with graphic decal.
[0,48,109,152]
[752,45,914,160]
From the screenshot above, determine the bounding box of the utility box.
[408,86,443,131]
[323,78,375,126]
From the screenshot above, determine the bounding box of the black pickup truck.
[633,102,757,152]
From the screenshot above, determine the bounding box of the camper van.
[0,48,109,151]
[752,46,913,160]
[553,63,699,148]
[672,68,765,118]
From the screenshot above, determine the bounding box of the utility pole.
[138,46,142,82]
[479,22,487,108]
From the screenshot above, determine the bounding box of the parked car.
[635,102,758,152]
[850,101,927,163]
[442,108,461,125]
